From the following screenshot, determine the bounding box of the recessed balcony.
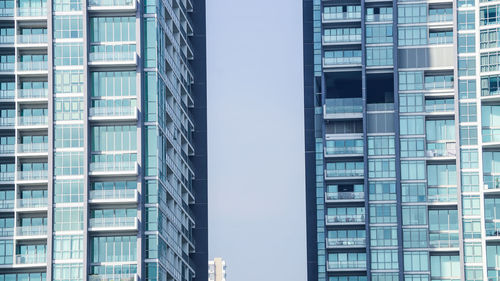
[0,117,15,129]
[327,260,366,271]
[429,232,459,250]
[17,116,48,128]
[427,187,458,204]
[16,7,47,19]
[0,62,15,73]
[17,34,47,46]
[17,170,48,183]
[326,214,365,225]
[0,173,14,184]
[322,11,361,23]
[325,192,365,203]
[325,162,364,180]
[17,89,48,101]
[17,61,48,73]
[0,144,14,156]
[15,253,46,266]
[0,89,15,101]
[0,8,13,17]
[16,225,47,238]
[17,197,47,210]
[89,45,136,66]
[0,199,14,210]
[324,98,363,120]
[17,143,48,155]
[0,228,13,237]
[425,99,454,115]
[0,35,14,46]
[426,142,456,159]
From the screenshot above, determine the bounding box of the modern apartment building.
[208,258,226,281]
[303,0,496,280]
[0,0,207,280]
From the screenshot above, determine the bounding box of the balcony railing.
[429,36,453,45]
[325,192,365,201]
[0,117,14,127]
[427,187,458,203]
[327,237,365,248]
[365,14,392,22]
[89,51,136,63]
[323,34,361,44]
[90,161,136,173]
[324,56,362,66]
[0,173,14,183]
[0,8,13,17]
[17,197,47,209]
[18,89,48,99]
[424,78,454,90]
[323,12,361,21]
[0,199,14,209]
[88,0,135,7]
[0,62,14,72]
[18,116,48,126]
[89,217,136,229]
[17,170,48,181]
[89,106,136,118]
[17,8,46,17]
[428,13,453,23]
[17,34,47,44]
[426,142,456,158]
[326,214,365,224]
[325,146,363,156]
[486,222,500,237]
[16,253,46,264]
[325,168,364,178]
[89,274,136,281]
[429,232,459,248]
[18,143,48,153]
[327,260,366,271]
[18,61,47,71]
[0,228,13,237]
[483,128,500,143]
[0,90,14,100]
[90,189,136,201]
[325,98,363,115]
[0,144,14,154]
[16,225,47,236]
[425,101,454,113]
[0,35,14,44]
[485,175,500,190]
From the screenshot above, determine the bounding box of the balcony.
[326,237,365,248]
[424,76,454,90]
[325,162,364,180]
[16,225,47,237]
[0,228,13,237]
[326,214,365,225]
[89,217,137,231]
[486,222,500,237]
[89,189,137,203]
[89,106,137,120]
[427,187,458,203]
[0,172,14,184]
[17,34,47,45]
[485,175,500,190]
[17,170,48,182]
[324,52,362,68]
[17,143,48,154]
[0,35,14,45]
[18,116,48,127]
[428,13,453,23]
[17,61,47,72]
[483,129,500,144]
[325,192,364,202]
[0,117,14,128]
[17,8,46,18]
[0,144,14,155]
[324,98,363,119]
[18,89,48,100]
[323,12,361,22]
[429,35,453,45]
[0,8,13,17]
[90,161,137,176]
[89,45,136,66]
[429,232,459,249]
[15,253,46,265]
[0,199,14,210]
[17,198,47,209]
[89,274,137,281]
[0,62,14,72]
[0,90,14,101]
[365,14,392,22]
[425,100,454,114]
[327,260,366,271]
[426,142,456,159]
[323,32,361,45]
[325,144,363,157]
[88,0,136,10]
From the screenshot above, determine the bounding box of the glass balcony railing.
[323,34,361,44]
[0,199,14,209]
[425,100,454,113]
[326,162,364,178]
[429,36,453,45]
[18,116,48,126]
[324,55,362,66]
[424,77,454,90]
[18,143,48,153]
[0,228,13,237]
[89,189,136,201]
[0,144,14,154]
[18,61,47,71]
[17,170,48,181]
[485,175,500,190]
[90,161,136,173]
[326,168,364,178]
[0,8,14,17]
[17,34,47,44]
[88,0,134,7]
[89,106,136,118]
[326,192,364,201]
[427,187,458,203]
[327,260,366,270]
[327,237,366,248]
[89,51,135,62]
[483,128,500,143]
[17,7,46,17]
[0,173,14,183]
[17,198,47,209]
[18,88,48,99]
[325,98,363,115]
[486,222,500,236]
[89,274,136,281]
[326,214,365,224]
[0,117,14,127]
[426,142,456,158]
[0,62,14,72]
[323,12,361,21]
[16,253,46,264]
[0,35,14,44]
[365,14,392,22]
[16,225,47,236]
[429,232,459,248]
[428,13,453,23]
[0,90,14,100]
[325,145,363,156]
[89,217,136,229]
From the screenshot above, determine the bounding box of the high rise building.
[303,0,495,280]
[0,0,207,280]
[208,258,226,281]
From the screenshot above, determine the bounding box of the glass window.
[54,125,83,148]
[403,205,427,225]
[371,249,398,270]
[366,46,393,66]
[459,57,476,76]
[459,33,475,53]
[398,4,427,23]
[460,103,477,122]
[404,251,429,271]
[53,235,83,260]
[465,267,483,281]
[460,126,478,145]
[459,10,475,30]
[400,93,424,113]
[462,173,479,192]
[53,0,81,11]
[369,158,396,178]
[368,136,395,156]
[461,149,479,169]
[370,204,397,224]
[427,164,456,186]
[53,264,83,281]
[398,26,427,46]
[366,24,392,44]
[54,97,84,121]
[426,119,455,141]
[54,70,84,94]
[91,125,137,152]
[91,236,137,263]
[54,179,83,203]
[403,229,428,248]
[53,16,83,38]
[400,138,425,158]
[401,160,426,180]
[463,219,482,239]
[402,183,426,202]
[54,207,83,232]
[464,242,483,264]
[431,255,460,279]
[463,195,481,216]
[400,116,424,135]
[53,43,83,66]
[54,151,83,176]
[90,17,136,42]
[460,79,476,99]
[371,226,397,247]
[369,182,396,201]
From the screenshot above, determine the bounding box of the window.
[371,249,398,270]
[481,5,500,26]
[400,116,424,135]
[53,263,83,281]
[481,75,500,96]
[403,229,428,248]
[461,149,479,169]
[0,240,12,264]
[54,43,83,66]
[53,0,81,11]
[460,103,477,122]
[90,17,136,42]
[54,179,83,203]
[366,7,392,22]
[481,51,500,73]
[426,119,455,141]
[403,205,427,225]
[404,275,429,281]
[427,164,456,186]
[54,125,83,148]
[459,33,475,53]
[460,126,478,145]
[91,71,136,97]
[371,227,397,247]
[463,219,482,239]
[373,274,398,281]
[400,93,424,113]
[329,277,367,281]
[458,10,475,30]
[459,57,476,76]
[369,159,396,178]
[54,97,84,121]
[398,26,427,46]
[398,4,426,24]
[366,24,392,44]
[402,183,426,202]
[431,255,460,279]
[370,204,397,224]
[369,182,396,201]
[462,173,479,192]
[328,252,366,269]
[466,267,483,281]
[481,28,500,49]
[368,136,395,156]
[400,138,425,158]
[429,209,458,232]
[401,160,426,180]
[429,30,453,45]
[53,235,83,260]
[54,207,83,232]
[324,28,361,43]
[464,243,483,264]
[54,70,84,93]
[54,151,83,176]
[404,251,429,271]
[366,46,393,66]
[459,80,476,99]
[53,16,83,38]
[324,50,362,65]
[91,236,137,262]
[91,125,137,152]
[400,71,423,91]
[463,195,481,216]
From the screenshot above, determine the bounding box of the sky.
[206,1,307,281]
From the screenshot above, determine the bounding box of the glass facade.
[303,0,494,280]
[0,0,207,280]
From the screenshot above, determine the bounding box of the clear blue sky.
[206,1,307,280]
